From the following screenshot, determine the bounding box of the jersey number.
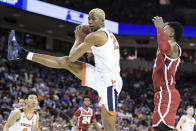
[23,128,27,131]
[82,116,91,124]
[110,34,119,50]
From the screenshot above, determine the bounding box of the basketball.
[81,24,90,34]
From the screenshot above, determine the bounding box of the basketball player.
[8,8,122,131]
[152,16,183,131]
[3,92,40,131]
[8,97,26,119]
[18,98,25,108]
[12,97,25,110]
[176,106,196,131]
[70,96,102,131]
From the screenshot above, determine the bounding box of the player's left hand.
[152,16,165,28]
[74,25,87,41]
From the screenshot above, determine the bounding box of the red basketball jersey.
[74,107,95,130]
[152,44,181,92]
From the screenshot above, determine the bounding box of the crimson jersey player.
[70,96,102,131]
[152,16,183,131]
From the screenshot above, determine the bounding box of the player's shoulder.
[87,31,106,38]
[89,107,94,113]
[181,115,186,118]
[10,108,22,118]
[79,107,83,110]
[14,107,23,113]
[76,107,82,112]
[89,107,93,111]
[181,115,187,120]
[85,30,107,43]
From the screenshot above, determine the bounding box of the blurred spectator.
[40,0,196,26]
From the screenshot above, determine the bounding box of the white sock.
[26,52,34,60]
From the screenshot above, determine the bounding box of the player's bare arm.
[3,110,21,131]
[195,113,196,125]
[70,115,78,126]
[70,115,79,131]
[176,115,186,131]
[152,16,178,58]
[92,118,102,131]
[69,28,107,62]
[33,112,40,131]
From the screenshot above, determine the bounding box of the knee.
[108,122,115,129]
[102,118,115,131]
[58,56,70,68]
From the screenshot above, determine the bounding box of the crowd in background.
[0,31,196,131]
[40,0,196,26]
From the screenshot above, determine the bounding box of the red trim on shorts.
[108,111,117,115]
[82,64,86,86]
[98,97,102,110]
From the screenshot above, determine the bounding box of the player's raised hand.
[152,16,165,28]
[74,25,87,41]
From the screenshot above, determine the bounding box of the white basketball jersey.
[9,108,38,131]
[77,107,93,126]
[181,116,195,131]
[91,27,120,77]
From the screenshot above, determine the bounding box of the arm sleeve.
[157,27,171,54]
[74,109,81,117]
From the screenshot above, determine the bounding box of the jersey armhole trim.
[164,44,181,61]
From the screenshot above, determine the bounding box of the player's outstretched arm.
[176,115,186,131]
[70,115,79,131]
[3,110,21,131]
[152,16,172,55]
[92,118,102,131]
[194,113,196,125]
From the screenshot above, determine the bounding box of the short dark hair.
[18,96,25,100]
[25,91,37,99]
[168,21,183,42]
[18,98,25,101]
[186,105,193,110]
[83,96,90,101]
